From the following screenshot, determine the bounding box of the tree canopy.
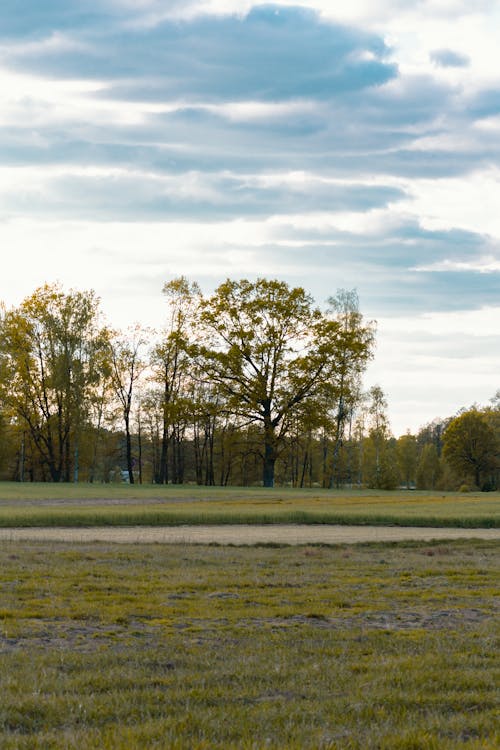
[1,277,498,491]
[196,278,375,486]
[0,283,108,482]
[442,410,499,490]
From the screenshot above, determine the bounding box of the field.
[0,539,498,749]
[1,485,498,748]
[0,483,499,528]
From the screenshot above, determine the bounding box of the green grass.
[0,483,498,527]
[0,539,498,748]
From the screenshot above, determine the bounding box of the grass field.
[0,539,498,749]
[0,483,498,528]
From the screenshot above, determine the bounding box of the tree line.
[0,278,498,490]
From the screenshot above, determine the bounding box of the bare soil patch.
[0,524,499,545]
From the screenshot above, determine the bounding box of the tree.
[416,443,441,489]
[363,385,398,489]
[396,432,417,489]
[367,384,389,479]
[109,326,147,484]
[417,418,447,457]
[151,277,201,484]
[442,410,499,490]
[322,289,372,488]
[0,284,108,482]
[196,278,374,487]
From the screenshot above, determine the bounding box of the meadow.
[0,539,498,749]
[0,483,498,528]
[1,485,498,748]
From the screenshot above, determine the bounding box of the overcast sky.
[1,0,499,435]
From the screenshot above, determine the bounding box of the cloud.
[0,164,407,222]
[469,88,500,118]
[366,302,500,432]
[1,1,500,436]
[1,5,495,187]
[430,48,470,68]
[400,169,500,236]
[1,6,396,100]
[106,0,499,27]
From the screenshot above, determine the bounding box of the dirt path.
[0,525,498,545]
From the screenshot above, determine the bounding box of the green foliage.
[365,453,400,490]
[0,283,109,482]
[196,278,374,487]
[0,412,9,475]
[149,277,202,485]
[360,387,400,490]
[443,410,499,490]
[396,433,418,488]
[1,279,498,492]
[416,444,442,490]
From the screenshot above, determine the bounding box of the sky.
[1,0,499,436]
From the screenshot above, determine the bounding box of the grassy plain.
[0,483,498,528]
[0,539,498,749]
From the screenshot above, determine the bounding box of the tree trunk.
[47,460,61,483]
[329,397,346,489]
[159,424,169,484]
[19,434,25,483]
[73,441,79,483]
[205,417,215,486]
[263,449,276,487]
[150,421,161,484]
[193,422,203,485]
[321,431,329,488]
[137,418,143,485]
[125,416,134,484]
[262,414,277,488]
[89,398,104,483]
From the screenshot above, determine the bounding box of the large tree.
[196,278,374,487]
[0,283,108,482]
[443,410,499,489]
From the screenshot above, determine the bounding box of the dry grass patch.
[0,539,498,748]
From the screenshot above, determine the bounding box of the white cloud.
[366,305,500,433]
[207,99,321,122]
[265,207,406,236]
[396,169,500,238]
[412,257,500,273]
[1,217,267,289]
[0,67,105,100]
[162,0,500,97]
[0,67,182,128]
[376,306,500,338]
[1,1,499,438]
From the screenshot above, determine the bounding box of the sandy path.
[0,525,498,545]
